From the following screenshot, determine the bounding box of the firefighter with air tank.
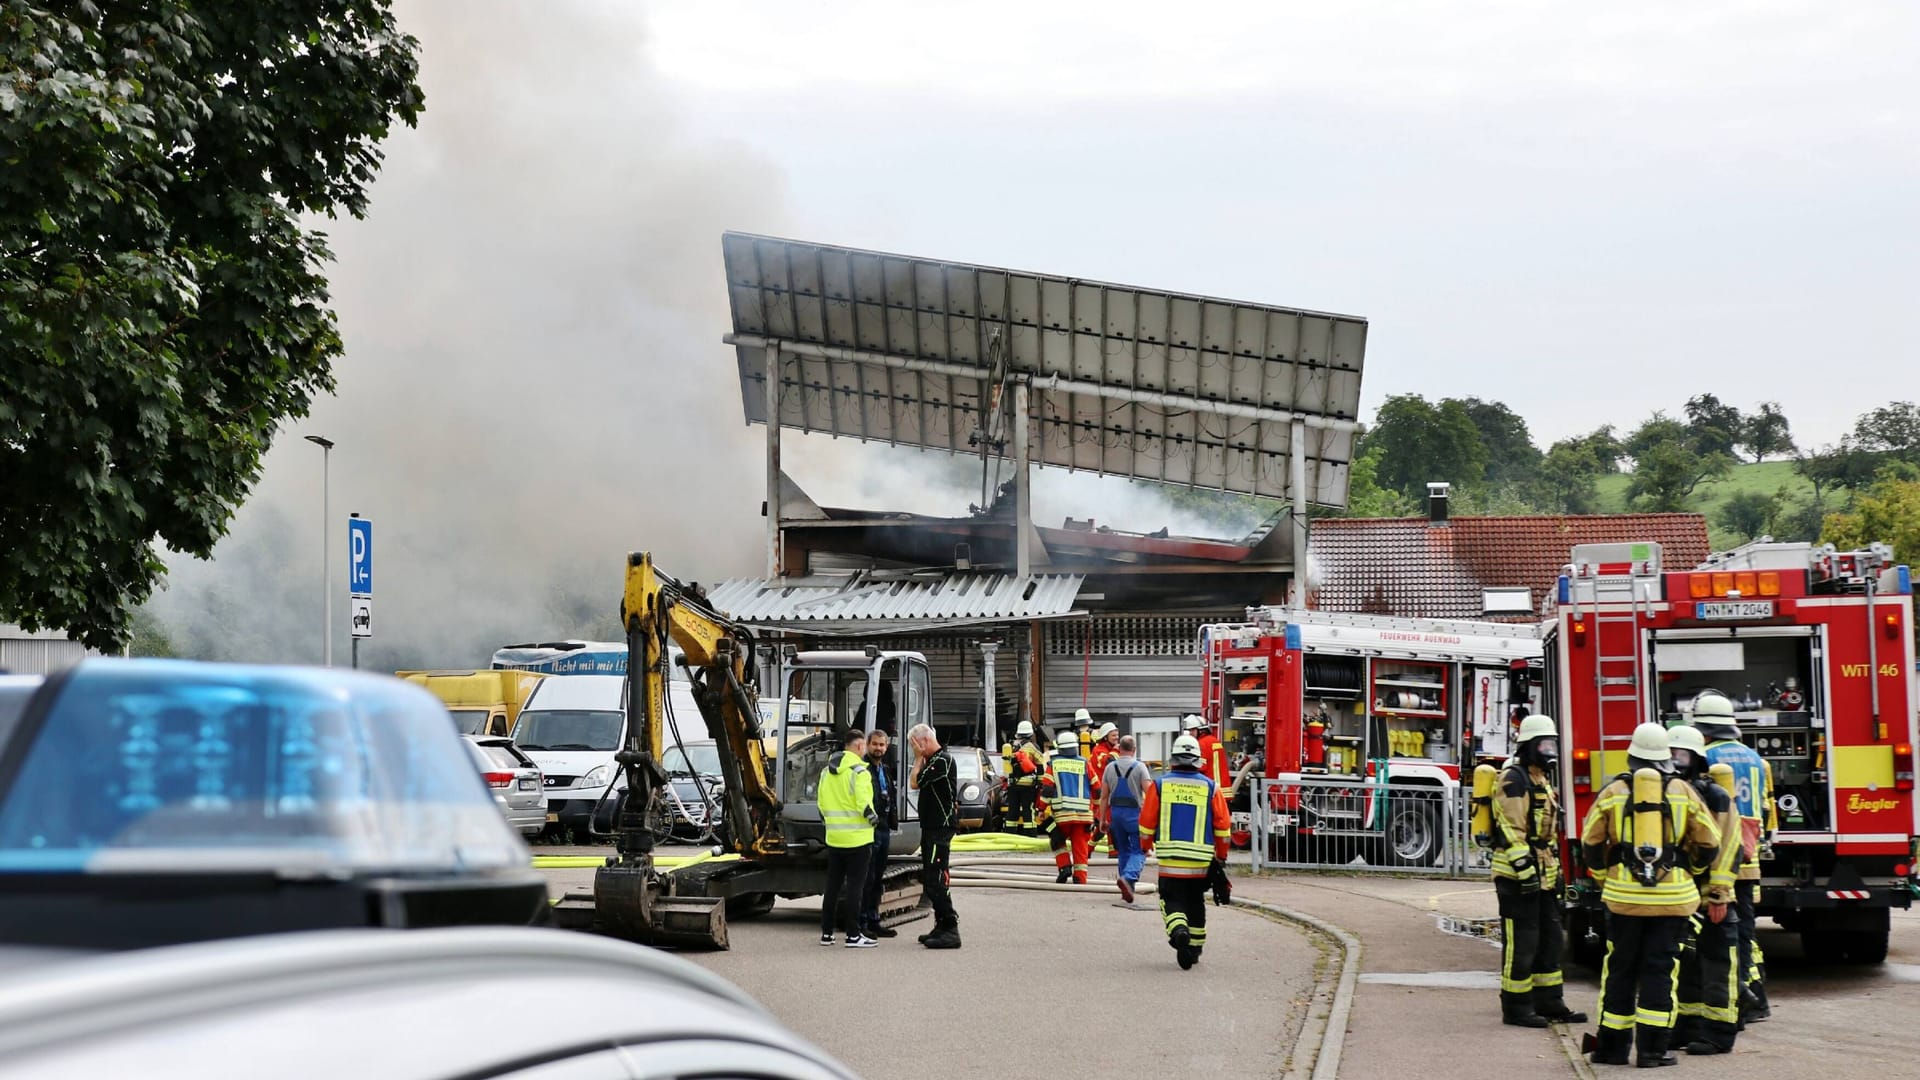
[1474,714,1587,1028]
[1667,723,1744,1056]
[1692,690,1776,1023]
[1577,723,1722,1068]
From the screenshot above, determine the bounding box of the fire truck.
[1551,540,1918,965]
[1202,609,1545,867]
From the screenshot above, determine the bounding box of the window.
[511,710,624,752]
[447,708,490,735]
[662,742,723,777]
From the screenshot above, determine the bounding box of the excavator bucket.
[567,864,729,950]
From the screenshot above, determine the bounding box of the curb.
[1231,897,1362,1080]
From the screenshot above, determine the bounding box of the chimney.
[1427,482,1451,527]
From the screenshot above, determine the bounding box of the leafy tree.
[1716,490,1781,542]
[126,607,178,658]
[1739,401,1795,462]
[1684,394,1746,459]
[1457,397,1541,487]
[1,2,424,649]
[1624,414,1733,512]
[1822,471,1920,567]
[1851,402,1920,463]
[1360,394,1489,502]
[1537,430,1619,514]
[1339,444,1415,518]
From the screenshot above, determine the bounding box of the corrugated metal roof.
[708,572,1084,626]
[1309,513,1710,620]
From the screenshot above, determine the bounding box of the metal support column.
[1013,382,1032,578]
[1290,418,1309,609]
[979,641,1000,753]
[765,342,783,578]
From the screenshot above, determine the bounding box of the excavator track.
[875,857,927,926]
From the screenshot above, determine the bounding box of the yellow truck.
[398,670,547,737]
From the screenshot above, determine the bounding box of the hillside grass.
[1594,459,1813,550]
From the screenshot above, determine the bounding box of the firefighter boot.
[1587,1027,1631,1067]
[1634,1026,1677,1069]
[1501,993,1550,1028]
[1533,988,1588,1025]
[1172,926,1197,970]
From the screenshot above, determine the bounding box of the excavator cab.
[774,651,928,858]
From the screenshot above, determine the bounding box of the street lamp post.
[304,435,335,666]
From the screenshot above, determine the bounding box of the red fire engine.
[1551,540,1918,964]
[1202,609,1545,866]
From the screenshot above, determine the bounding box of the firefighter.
[1668,724,1743,1056]
[1088,721,1119,853]
[1045,729,1094,884]
[1140,734,1232,969]
[1007,720,1045,834]
[1694,690,1775,1024]
[1578,723,1722,1068]
[1490,714,1588,1028]
[1184,715,1229,789]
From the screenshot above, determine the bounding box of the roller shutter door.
[1042,613,1233,722]
[872,634,1027,741]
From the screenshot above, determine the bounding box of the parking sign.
[347,516,373,596]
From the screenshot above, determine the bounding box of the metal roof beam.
[725,333,1360,434]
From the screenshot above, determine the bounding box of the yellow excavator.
[551,552,930,948]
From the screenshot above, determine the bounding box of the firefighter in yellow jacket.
[1578,723,1721,1068]
[1668,724,1744,1056]
[1490,715,1587,1028]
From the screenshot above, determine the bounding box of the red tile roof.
[1309,513,1711,619]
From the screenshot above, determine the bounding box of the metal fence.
[1248,776,1487,875]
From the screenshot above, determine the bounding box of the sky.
[148,0,1919,667]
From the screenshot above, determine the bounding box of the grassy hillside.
[1594,460,1814,550]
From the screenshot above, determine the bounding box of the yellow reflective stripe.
[1636,1007,1673,1028]
[1600,1012,1636,1031]
[1534,970,1563,988]
[1502,918,1533,993]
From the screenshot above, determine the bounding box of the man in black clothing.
[908,723,961,949]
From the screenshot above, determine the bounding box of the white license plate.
[518,779,539,791]
[1696,601,1774,621]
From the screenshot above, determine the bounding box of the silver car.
[464,735,548,837]
[0,927,859,1079]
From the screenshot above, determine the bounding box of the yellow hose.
[531,853,742,870]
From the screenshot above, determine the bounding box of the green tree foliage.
[1625,414,1733,512]
[1458,397,1541,487]
[126,607,178,658]
[1821,470,1920,567]
[1537,426,1620,514]
[1715,490,1781,542]
[0,2,423,649]
[1361,394,1491,502]
[1684,393,1746,459]
[1740,401,1795,463]
[1341,444,1416,518]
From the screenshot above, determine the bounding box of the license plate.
[546,812,558,823]
[518,778,539,791]
[1696,601,1774,621]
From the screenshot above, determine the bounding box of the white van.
[511,674,707,835]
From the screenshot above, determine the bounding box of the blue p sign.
[347,517,373,596]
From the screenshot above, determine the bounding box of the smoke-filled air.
[148,1,788,669]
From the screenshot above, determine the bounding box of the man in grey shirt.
[1097,735,1151,903]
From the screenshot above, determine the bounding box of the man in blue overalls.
[1098,735,1150,903]
[859,729,899,939]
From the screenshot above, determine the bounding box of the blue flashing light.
[0,660,524,875]
[1558,576,1571,604]
[1898,565,1912,596]
[1284,624,1302,651]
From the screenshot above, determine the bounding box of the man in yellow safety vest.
[817,728,880,949]
[1577,723,1720,1067]
[1140,734,1232,970]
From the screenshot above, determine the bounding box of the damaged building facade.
[705,233,1369,754]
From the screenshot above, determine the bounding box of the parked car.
[0,659,547,949]
[512,674,706,839]
[661,740,726,842]
[0,927,858,1079]
[462,735,547,837]
[949,746,1005,832]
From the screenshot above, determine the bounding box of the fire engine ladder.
[1580,567,1657,739]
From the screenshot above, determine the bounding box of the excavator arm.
[618,551,782,860]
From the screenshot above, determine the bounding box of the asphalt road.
[536,845,1920,1079]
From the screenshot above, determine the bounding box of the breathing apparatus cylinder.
[1631,766,1666,887]
[1710,762,1736,800]
[1470,763,1499,846]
